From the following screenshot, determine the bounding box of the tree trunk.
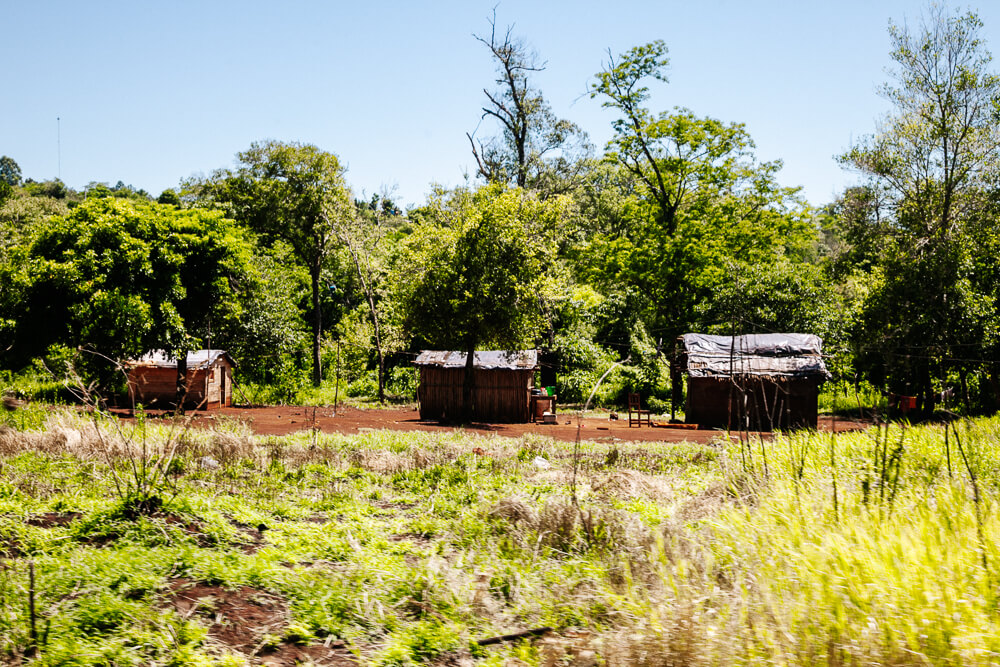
[462,343,476,422]
[363,280,385,402]
[310,263,323,387]
[920,361,935,419]
[960,368,970,414]
[175,353,188,415]
[377,346,386,403]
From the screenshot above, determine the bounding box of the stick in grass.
[28,560,37,657]
[477,627,553,646]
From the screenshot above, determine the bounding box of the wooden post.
[175,353,188,415]
[333,340,341,416]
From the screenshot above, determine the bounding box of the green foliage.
[226,242,310,386]
[0,156,22,187]
[156,189,181,206]
[837,6,1000,411]
[2,197,257,386]
[547,285,615,404]
[22,179,75,201]
[377,620,462,665]
[400,184,554,353]
[0,188,72,258]
[84,181,151,201]
[576,178,827,347]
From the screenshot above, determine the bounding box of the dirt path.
[120,405,868,444]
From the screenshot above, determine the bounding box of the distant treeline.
[2,6,1000,415]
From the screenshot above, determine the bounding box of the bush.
[346,371,378,398]
[387,366,417,399]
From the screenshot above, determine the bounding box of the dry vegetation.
[1,404,999,665]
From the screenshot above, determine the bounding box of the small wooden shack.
[673,334,829,430]
[414,350,538,423]
[127,350,236,409]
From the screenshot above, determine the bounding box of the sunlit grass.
[2,405,1000,663]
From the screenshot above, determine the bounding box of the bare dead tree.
[467,10,590,193]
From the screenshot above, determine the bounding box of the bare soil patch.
[24,512,83,528]
[113,405,867,444]
[165,578,356,666]
[227,517,268,553]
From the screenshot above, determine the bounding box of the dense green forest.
[3,6,1000,417]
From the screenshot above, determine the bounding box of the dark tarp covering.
[681,334,829,379]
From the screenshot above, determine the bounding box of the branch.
[476,627,553,647]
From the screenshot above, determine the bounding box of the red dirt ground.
[120,404,868,444]
[166,578,356,665]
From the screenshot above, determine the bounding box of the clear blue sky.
[4,1,998,209]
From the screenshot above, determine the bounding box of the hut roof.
[413,350,538,370]
[129,349,237,369]
[680,334,828,378]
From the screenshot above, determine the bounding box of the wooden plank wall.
[127,362,234,409]
[686,376,820,430]
[418,367,534,422]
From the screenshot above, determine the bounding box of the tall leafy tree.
[208,140,353,386]
[335,191,405,402]
[2,197,256,390]
[842,7,1000,240]
[399,184,556,419]
[839,6,1000,413]
[0,156,21,187]
[583,40,823,346]
[590,42,761,237]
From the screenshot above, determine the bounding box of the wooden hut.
[414,350,538,422]
[672,334,830,430]
[127,350,237,409]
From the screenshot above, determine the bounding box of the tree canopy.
[840,6,1000,413]
[208,140,353,386]
[2,197,257,387]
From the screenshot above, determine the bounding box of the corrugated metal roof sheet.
[681,334,829,378]
[413,350,538,370]
[130,349,237,369]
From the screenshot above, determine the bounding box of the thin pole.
[57,117,61,180]
[333,340,341,416]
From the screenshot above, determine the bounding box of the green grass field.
[1,404,999,665]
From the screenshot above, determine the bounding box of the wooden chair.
[628,392,651,428]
